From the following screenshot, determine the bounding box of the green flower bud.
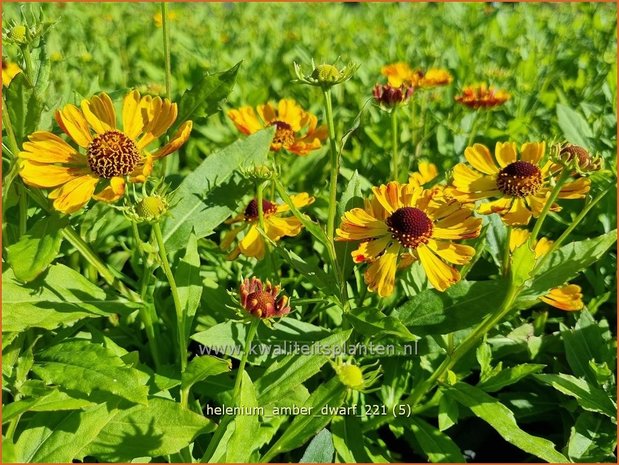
[10,25,27,44]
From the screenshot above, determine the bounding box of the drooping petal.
[501,197,532,225]
[364,243,400,297]
[265,216,303,240]
[81,93,117,134]
[351,235,391,263]
[336,208,389,241]
[48,174,99,214]
[276,192,315,213]
[238,225,266,259]
[153,121,193,159]
[558,178,590,199]
[477,197,513,215]
[229,106,264,135]
[464,144,499,175]
[137,98,178,149]
[92,177,126,202]
[20,131,85,164]
[427,239,475,265]
[540,285,584,311]
[55,104,93,147]
[19,160,86,188]
[508,228,530,252]
[417,244,460,292]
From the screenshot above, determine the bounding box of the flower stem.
[466,111,481,148]
[232,318,259,405]
[323,88,339,244]
[530,169,570,242]
[153,222,187,371]
[391,109,400,181]
[502,226,512,276]
[405,281,521,408]
[161,2,172,100]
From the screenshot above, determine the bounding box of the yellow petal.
[495,142,517,168]
[138,97,178,149]
[427,240,475,265]
[238,225,265,259]
[540,285,584,311]
[221,225,245,250]
[257,103,277,125]
[509,228,530,252]
[265,216,303,240]
[558,178,590,199]
[534,237,553,258]
[129,154,154,184]
[336,208,388,241]
[50,174,99,214]
[417,244,460,292]
[477,197,512,215]
[409,161,438,187]
[228,106,263,135]
[364,243,400,297]
[464,144,499,175]
[81,93,116,134]
[520,142,545,164]
[277,99,303,132]
[153,121,193,159]
[3,61,21,87]
[276,192,315,213]
[20,131,84,164]
[501,197,532,226]
[92,177,125,203]
[19,160,85,188]
[351,236,391,263]
[55,104,93,148]
[122,90,147,139]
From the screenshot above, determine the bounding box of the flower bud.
[558,144,602,172]
[373,83,413,109]
[135,195,168,222]
[294,60,359,89]
[10,25,27,44]
[239,277,291,319]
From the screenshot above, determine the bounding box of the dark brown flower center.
[270,120,295,147]
[496,161,542,197]
[386,207,433,248]
[246,290,276,318]
[87,130,140,179]
[244,198,277,221]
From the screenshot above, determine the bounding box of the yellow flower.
[228,99,327,156]
[449,142,590,225]
[2,59,22,87]
[223,193,314,260]
[409,161,439,187]
[18,91,192,214]
[455,84,510,109]
[509,229,584,311]
[336,182,481,297]
[419,68,453,88]
[380,62,422,88]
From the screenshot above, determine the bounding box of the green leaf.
[5,73,43,142]
[406,417,465,463]
[162,127,274,251]
[438,394,459,431]
[557,103,593,148]
[32,339,149,405]
[345,306,417,342]
[2,265,135,333]
[255,330,352,405]
[300,429,335,463]
[176,61,240,127]
[14,403,119,463]
[272,247,339,299]
[517,230,617,308]
[477,364,546,393]
[3,389,95,423]
[6,215,66,282]
[331,416,372,463]
[85,397,215,461]
[568,412,617,462]
[176,232,203,336]
[510,239,536,287]
[562,310,613,385]
[260,377,347,462]
[226,372,260,462]
[443,382,569,462]
[181,355,231,391]
[335,170,366,283]
[395,280,508,335]
[534,374,617,419]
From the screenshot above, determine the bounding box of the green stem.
[391,109,399,181]
[2,96,21,154]
[232,318,259,404]
[323,88,339,243]
[534,184,611,272]
[153,222,187,371]
[257,181,272,272]
[405,282,521,408]
[21,46,36,85]
[502,226,512,276]
[530,169,570,242]
[161,2,172,99]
